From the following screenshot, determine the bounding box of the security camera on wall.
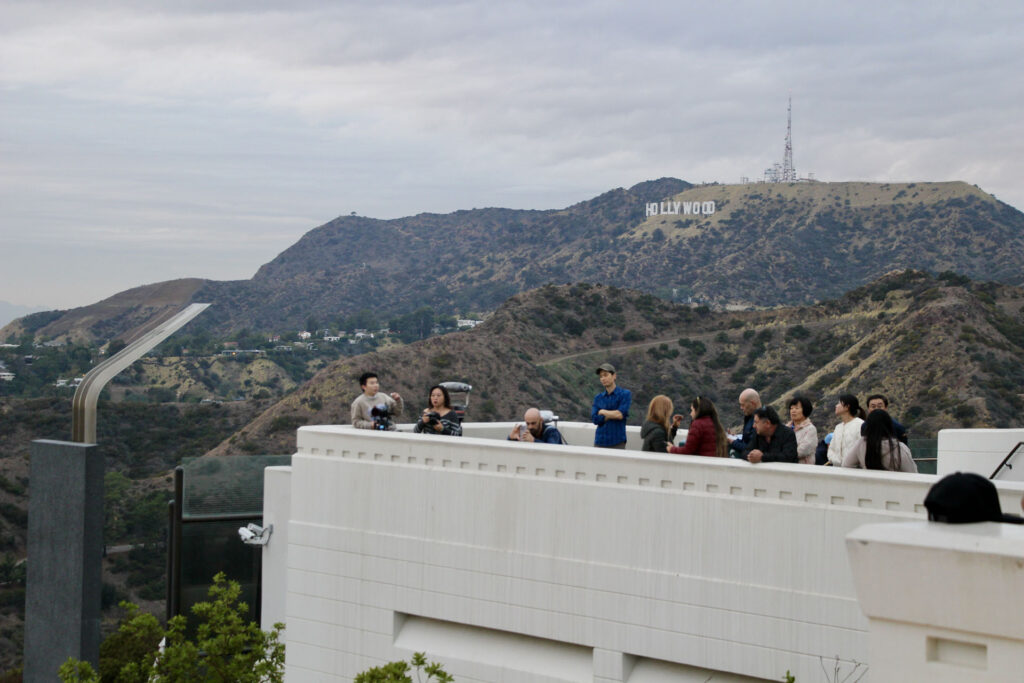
[237,523,273,546]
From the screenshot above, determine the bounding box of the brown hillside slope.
[0,278,208,346]
[208,272,1024,456]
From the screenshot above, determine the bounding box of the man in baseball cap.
[591,363,631,449]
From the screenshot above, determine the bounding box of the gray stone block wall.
[24,440,103,682]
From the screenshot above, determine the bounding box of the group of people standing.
[641,386,917,473]
[351,367,917,473]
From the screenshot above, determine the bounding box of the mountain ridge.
[4,178,1023,344]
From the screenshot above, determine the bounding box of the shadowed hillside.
[208,271,1024,456]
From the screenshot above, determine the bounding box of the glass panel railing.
[181,454,291,519]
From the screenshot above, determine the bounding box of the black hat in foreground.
[924,472,1024,524]
[595,363,616,375]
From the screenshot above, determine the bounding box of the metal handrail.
[71,303,209,443]
[990,442,1024,480]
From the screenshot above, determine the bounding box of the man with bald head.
[508,408,566,445]
[729,388,762,458]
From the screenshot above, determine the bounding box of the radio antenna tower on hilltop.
[763,96,799,183]
[782,96,796,181]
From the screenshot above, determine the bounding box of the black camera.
[424,411,441,426]
[370,404,393,431]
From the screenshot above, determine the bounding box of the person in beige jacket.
[351,371,403,430]
[786,395,818,465]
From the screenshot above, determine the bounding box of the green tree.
[354,652,453,683]
[59,573,284,683]
[97,602,163,682]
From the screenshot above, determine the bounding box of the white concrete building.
[260,423,1024,682]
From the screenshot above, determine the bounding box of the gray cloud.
[1,0,1022,308]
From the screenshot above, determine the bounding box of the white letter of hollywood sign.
[646,201,716,216]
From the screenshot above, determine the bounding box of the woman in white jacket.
[827,393,866,466]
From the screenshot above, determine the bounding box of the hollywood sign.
[646,200,716,217]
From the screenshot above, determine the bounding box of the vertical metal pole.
[166,499,176,623]
[170,466,185,619]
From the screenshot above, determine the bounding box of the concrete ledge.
[847,521,1024,682]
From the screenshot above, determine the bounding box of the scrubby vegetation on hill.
[211,270,1024,457]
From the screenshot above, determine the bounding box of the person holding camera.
[351,371,403,430]
[508,408,566,445]
[413,385,462,436]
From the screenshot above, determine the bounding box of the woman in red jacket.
[668,396,729,458]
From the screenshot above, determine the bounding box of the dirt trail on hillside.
[535,318,837,366]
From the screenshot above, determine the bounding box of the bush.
[268,415,308,433]
[60,574,285,683]
[708,352,739,369]
[354,652,453,683]
[622,330,644,342]
[678,338,706,356]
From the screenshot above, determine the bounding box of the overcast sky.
[2,1,1022,310]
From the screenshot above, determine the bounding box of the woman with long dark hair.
[826,393,865,466]
[842,410,916,472]
[413,385,462,436]
[668,396,729,458]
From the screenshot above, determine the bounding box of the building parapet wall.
[847,521,1024,682]
[268,424,1024,681]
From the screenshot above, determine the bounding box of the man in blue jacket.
[591,363,631,449]
[509,408,565,445]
